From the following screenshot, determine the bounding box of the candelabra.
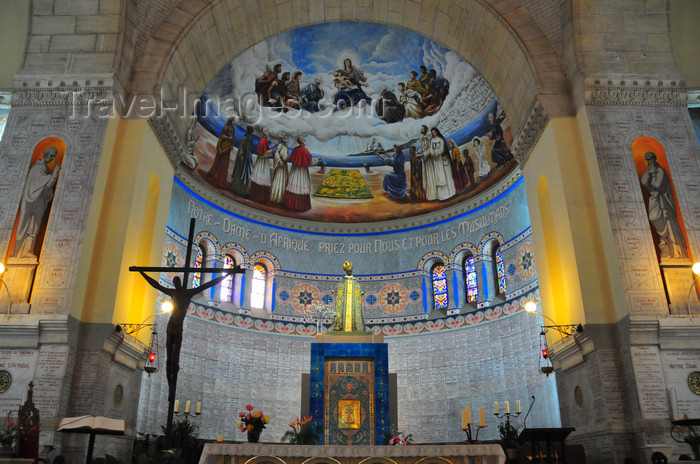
[308,299,336,333]
[462,423,486,443]
[174,400,201,423]
[494,401,522,445]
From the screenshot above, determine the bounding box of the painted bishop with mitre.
[332,261,366,332]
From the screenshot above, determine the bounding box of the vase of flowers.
[0,412,16,456]
[281,416,318,445]
[237,405,269,443]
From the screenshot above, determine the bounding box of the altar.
[198,443,506,464]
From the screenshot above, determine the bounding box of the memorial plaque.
[630,346,668,419]
[661,350,700,418]
[0,350,39,416]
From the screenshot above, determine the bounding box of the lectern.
[519,427,575,464]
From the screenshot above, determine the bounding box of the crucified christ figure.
[138,272,233,401]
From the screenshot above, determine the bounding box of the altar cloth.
[198,442,505,464]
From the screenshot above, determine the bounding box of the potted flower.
[237,405,269,442]
[281,416,318,445]
[498,420,520,462]
[383,427,413,446]
[0,413,16,456]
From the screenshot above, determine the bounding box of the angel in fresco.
[14,146,61,258]
[640,151,688,259]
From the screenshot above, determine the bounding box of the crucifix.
[130,218,244,448]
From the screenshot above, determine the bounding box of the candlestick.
[175,399,202,423]
[479,408,485,427]
[505,401,510,414]
[516,400,520,413]
[494,401,499,414]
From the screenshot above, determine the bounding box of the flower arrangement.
[383,426,413,446]
[0,412,16,452]
[236,405,269,434]
[281,416,318,445]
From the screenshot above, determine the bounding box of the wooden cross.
[129,218,245,448]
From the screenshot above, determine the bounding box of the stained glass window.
[251,263,266,309]
[464,255,478,303]
[432,263,448,310]
[220,255,234,301]
[495,245,506,294]
[192,245,204,287]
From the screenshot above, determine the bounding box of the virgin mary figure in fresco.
[330,58,372,109]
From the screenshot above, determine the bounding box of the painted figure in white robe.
[423,127,456,201]
[14,146,61,258]
[398,82,423,119]
[473,137,491,180]
[640,151,688,259]
[269,132,288,203]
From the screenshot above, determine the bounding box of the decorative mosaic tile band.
[185,288,540,337]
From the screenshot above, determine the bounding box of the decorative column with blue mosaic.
[309,337,390,445]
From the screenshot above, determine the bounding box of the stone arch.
[449,242,479,267]
[193,231,220,259]
[221,242,249,268]
[418,251,450,273]
[133,0,569,167]
[478,231,505,258]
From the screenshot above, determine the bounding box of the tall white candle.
[505,401,510,414]
[196,402,201,414]
[465,406,471,425]
[185,400,191,413]
[494,401,499,414]
[174,400,179,413]
[479,408,485,427]
[516,400,521,413]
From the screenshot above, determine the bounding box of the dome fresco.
[187,21,518,224]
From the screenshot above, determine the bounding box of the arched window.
[250,263,267,309]
[493,244,506,295]
[431,263,448,310]
[192,244,205,287]
[463,254,478,303]
[220,254,235,301]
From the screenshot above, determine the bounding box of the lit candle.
[174,400,179,413]
[196,402,201,414]
[516,400,521,413]
[479,408,485,427]
[494,401,499,414]
[505,401,510,414]
[185,400,191,413]
[217,434,223,443]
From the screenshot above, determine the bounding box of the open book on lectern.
[57,415,126,435]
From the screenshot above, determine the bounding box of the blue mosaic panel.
[310,343,390,446]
